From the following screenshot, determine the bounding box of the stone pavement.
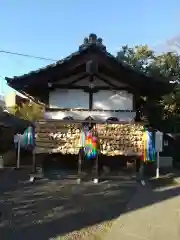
[104,182,180,240]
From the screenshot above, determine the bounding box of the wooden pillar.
[77,148,83,183]
[86,60,98,110]
[86,60,99,182]
[93,125,99,184]
[32,149,36,173]
[89,75,94,110]
[77,123,83,183]
[93,150,99,184]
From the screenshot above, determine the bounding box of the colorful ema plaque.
[82,125,97,160]
[142,129,156,162]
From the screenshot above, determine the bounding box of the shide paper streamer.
[142,128,156,162]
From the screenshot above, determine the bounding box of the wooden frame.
[34,118,134,183]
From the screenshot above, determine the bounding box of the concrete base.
[93,178,99,184]
[29,176,35,183]
[77,178,81,184]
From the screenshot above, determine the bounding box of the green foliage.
[117,45,180,128]
[117,44,154,73]
[117,45,180,82]
[9,102,44,122]
[8,104,19,115]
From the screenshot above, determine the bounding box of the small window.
[107,117,118,122]
[63,116,74,120]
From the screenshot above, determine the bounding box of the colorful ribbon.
[142,129,156,162]
[82,125,97,160]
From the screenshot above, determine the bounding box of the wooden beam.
[98,66,140,94]
[97,53,170,95]
[50,65,86,84]
[36,119,134,124]
[97,53,142,85]
[97,57,150,95]
[86,60,98,74]
[89,92,93,109]
[69,73,88,85]
[54,73,88,87]
[48,84,134,92]
[45,108,135,112]
[52,72,86,85]
[89,75,94,110]
[95,73,119,88]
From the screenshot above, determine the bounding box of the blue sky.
[0,0,180,94]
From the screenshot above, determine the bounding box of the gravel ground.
[0,173,137,240]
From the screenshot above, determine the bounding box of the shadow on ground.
[0,172,136,240]
[0,169,180,240]
[125,180,180,214]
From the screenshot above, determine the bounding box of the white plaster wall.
[5,92,16,108]
[93,90,133,110]
[49,89,89,109]
[44,110,136,121]
[49,89,133,110]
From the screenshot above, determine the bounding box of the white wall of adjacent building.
[0,94,5,109]
[4,91,16,108]
[4,91,28,108]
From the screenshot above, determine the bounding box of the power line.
[0,49,57,62]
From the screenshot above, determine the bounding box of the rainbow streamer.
[82,126,97,160]
[142,129,156,162]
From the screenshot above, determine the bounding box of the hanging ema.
[142,128,156,162]
[82,125,97,160]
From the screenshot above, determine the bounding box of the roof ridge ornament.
[79,33,106,51]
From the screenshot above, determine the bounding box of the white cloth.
[14,134,19,144]
[14,134,25,147]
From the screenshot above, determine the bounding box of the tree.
[9,102,44,122]
[117,44,155,73]
[117,45,180,128]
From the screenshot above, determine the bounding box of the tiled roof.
[6,34,165,83]
[7,34,107,82]
[6,33,172,97]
